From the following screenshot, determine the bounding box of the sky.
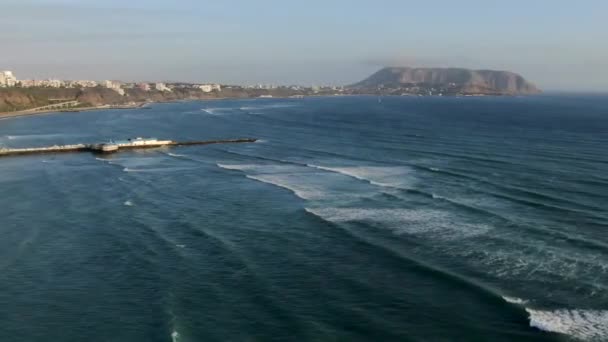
[2,0,607,90]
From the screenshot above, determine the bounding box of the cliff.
[0,86,317,114]
[350,67,541,95]
[0,88,227,113]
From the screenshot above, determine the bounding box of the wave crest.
[526,308,608,341]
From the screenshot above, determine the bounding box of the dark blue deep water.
[1,95,607,341]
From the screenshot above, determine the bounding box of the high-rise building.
[0,71,17,87]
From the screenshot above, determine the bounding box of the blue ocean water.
[0,95,607,341]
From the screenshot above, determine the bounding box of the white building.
[45,79,63,88]
[155,83,171,92]
[103,80,122,89]
[199,85,213,93]
[67,80,98,88]
[198,84,221,93]
[102,80,125,95]
[0,71,17,87]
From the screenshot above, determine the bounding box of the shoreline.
[0,93,529,121]
[0,102,151,120]
[0,102,148,119]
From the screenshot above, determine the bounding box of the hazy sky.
[2,0,607,90]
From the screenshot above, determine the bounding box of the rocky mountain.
[350,67,541,95]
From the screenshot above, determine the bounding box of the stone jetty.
[0,138,257,158]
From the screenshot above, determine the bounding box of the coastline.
[0,96,286,120]
[0,93,521,121]
[0,102,147,120]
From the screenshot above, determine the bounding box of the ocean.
[0,95,607,341]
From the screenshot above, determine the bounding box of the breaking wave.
[123,167,196,173]
[306,164,416,188]
[239,103,298,111]
[502,296,529,305]
[304,207,490,239]
[245,175,326,200]
[166,152,186,158]
[526,308,608,341]
[201,107,234,115]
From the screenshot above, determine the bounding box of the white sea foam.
[171,331,180,342]
[430,167,441,172]
[305,207,490,239]
[432,193,446,200]
[167,152,186,158]
[123,167,196,173]
[216,163,260,171]
[239,103,297,111]
[246,175,326,200]
[124,200,133,206]
[502,296,528,305]
[217,163,367,201]
[526,308,608,341]
[216,163,300,174]
[307,165,416,188]
[201,107,233,115]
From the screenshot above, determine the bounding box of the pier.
[0,138,257,158]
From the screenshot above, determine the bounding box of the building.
[102,80,125,95]
[67,80,98,88]
[0,71,17,87]
[137,83,151,91]
[198,84,221,93]
[155,83,171,92]
[103,80,122,89]
[199,84,213,93]
[45,79,63,88]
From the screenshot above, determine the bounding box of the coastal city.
[0,67,539,115]
[0,70,345,95]
[2,69,222,94]
[0,69,352,114]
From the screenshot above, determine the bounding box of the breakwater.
[0,138,257,157]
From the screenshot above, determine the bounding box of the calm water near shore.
[0,95,607,341]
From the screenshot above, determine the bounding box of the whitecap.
[167,152,186,158]
[305,207,490,239]
[526,308,608,341]
[239,103,297,111]
[307,164,416,188]
[123,167,196,173]
[216,163,259,171]
[124,200,133,207]
[246,175,326,200]
[502,296,528,305]
[201,107,234,115]
[216,163,299,174]
[171,331,180,342]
